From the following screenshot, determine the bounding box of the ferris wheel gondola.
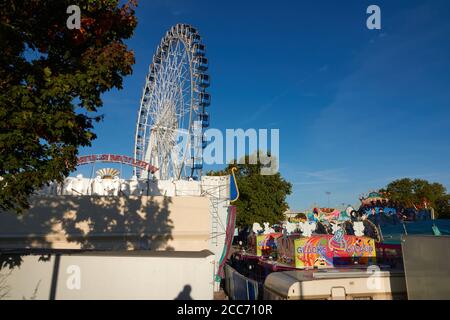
[134,24,211,180]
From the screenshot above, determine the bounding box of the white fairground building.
[0,170,235,300]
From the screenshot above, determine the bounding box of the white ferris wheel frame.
[134,24,210,181]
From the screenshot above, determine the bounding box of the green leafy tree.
[383,178,449,219]
[435,195,450,219]
[0,0,137,212]
[208,155,292,228]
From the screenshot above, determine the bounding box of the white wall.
[1,252,215,300]
[0,196,211,252]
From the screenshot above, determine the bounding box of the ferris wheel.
[134,24,211,180]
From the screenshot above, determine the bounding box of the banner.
[216,206,237,281]
[229,167,239,202]
[77,154,158,173]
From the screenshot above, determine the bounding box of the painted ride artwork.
[294,235,376,269]
[1,1,450,303]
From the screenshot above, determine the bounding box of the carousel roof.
[360,191,389,205]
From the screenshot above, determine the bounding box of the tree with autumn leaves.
[0,0,138,212]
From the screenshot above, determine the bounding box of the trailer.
[263,268,407,300]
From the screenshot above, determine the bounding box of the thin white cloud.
[294,168,349,186]
[240,78,306,125]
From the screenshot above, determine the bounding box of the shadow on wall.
[175,285,193,300]
[0,196,174,269]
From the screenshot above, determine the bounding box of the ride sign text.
[77,154,158,174]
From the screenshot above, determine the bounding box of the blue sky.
[77,0,450,210]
